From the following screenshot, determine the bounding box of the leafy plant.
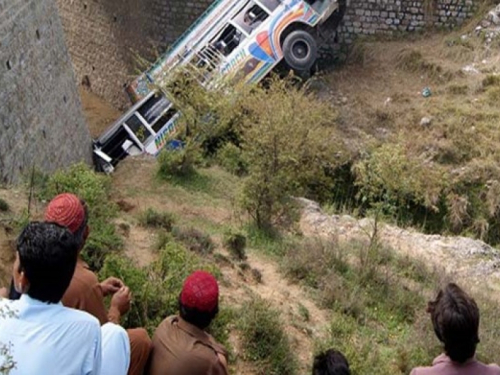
[38,163,121,271]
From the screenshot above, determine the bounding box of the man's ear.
[15,270,30,294]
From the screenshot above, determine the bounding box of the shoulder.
[479,362,500,374]
[57,305,101,327]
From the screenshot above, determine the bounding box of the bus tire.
[282,30,317,72]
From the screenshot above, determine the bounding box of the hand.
[110,286,131,316]
[100,277,124,297]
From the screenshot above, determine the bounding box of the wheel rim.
[292,40,309,61]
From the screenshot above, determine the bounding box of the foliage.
[222,228,247,260]
[216,143,248,176]
[157,146,200,180]
[38,163,121,270]
[0,199,9,213]
[172,226,214,255]
[139,208,175,231]
[237,77,344,229]
[99,241,221,335]
[237,297,297,375]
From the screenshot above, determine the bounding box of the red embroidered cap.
[44,193,85,234]
[180,271,219,312]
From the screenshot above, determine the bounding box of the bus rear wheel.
[282,30,317,73]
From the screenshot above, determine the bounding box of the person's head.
[427,283,480,363]
[13,221,78,303]
[44,193,89,251]
[313,349,350,375]
[179,270,219,329]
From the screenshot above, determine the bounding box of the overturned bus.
[93,0,341,173]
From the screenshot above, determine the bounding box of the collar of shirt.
[176,316,227,355]
[433,353,476,366]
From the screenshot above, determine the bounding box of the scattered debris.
[422,87,432,97]
[420,116,432,127]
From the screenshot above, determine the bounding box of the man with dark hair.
[0,222,122,374]
[313,349,350,375]
[43,193,152,375]
[148,270,229,375]
[410,283,500,375]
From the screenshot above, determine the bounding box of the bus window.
[233,2,270,34]
[259,0,280,13]
[125,114,152,144]
[213,24,244,56]
[138,93,171,124]
[152,107,178,133]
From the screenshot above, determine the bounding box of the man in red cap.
[44,193,152,375]
[148,270,229,375]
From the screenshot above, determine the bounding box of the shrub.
[157,146,200,180]
[38,163,121,271]
[216,143,248,176]
[99,241,221,334]
[237,297,297,375]
[238,78,343,229]
[222,228,247,260]
[0,199,9,212]
[172,226,214,255]
[139,208,175,231]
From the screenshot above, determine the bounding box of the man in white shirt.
[0,222,130,375]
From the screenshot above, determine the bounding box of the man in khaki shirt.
[148,271,229,375]
[44,193,152,375]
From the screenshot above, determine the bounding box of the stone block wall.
[338,0,476,43]
[56,0,214,109]
[0,0,91,184]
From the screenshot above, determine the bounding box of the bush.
[237,297,297,375]
[99,241,221,334]
[237,77,344,229]
[172,226,214,255]
[139,208,175,231]
[157,146,200,180]
[39,163,121,271]
[222,228,247,260]
[216,143,248,176]
[0,199,9,212]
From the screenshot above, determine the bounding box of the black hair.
[17,222,78,303]
[179,296,218,330]
[313,349,350,375]
[428,283,480,363]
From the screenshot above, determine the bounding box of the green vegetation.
[37,163,121,270]
[172,226,215,255]
[222,228,247,260]
[0,199,9,212]
[99,241,221,334]
[139,208,175,231]
[237,297,298,375]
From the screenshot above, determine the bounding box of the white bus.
[93,0,341,172]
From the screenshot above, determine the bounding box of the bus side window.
[213,24,244,56]
[259,0,280,12]
[233,2,270,34]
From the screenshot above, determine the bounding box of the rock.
[420,116,432,127]
[384,97,392,106]
[462,65,480,74]
[341,97,348,104]
[481,19,492,28]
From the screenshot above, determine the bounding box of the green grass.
[237,297,298,375]
[138,208,175,231]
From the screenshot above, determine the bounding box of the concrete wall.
[0,0,91,184]
[56,0,214,109]
[339,0,476,43]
